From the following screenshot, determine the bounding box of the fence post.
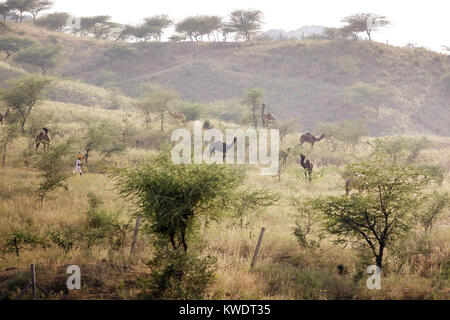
[250,227,265,269]
[31,263,36,300]
[130,216,141,255]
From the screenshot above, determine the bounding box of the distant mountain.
[265,25,326,40]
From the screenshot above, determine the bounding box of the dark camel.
[36,128,50,152]
[300,132,325,149]
[300,154,313,181]
[209,137,238,160]
[261,103,277,128]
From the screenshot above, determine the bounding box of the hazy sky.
[51,0,449,52]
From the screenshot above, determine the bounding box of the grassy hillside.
[2,21,449,135]
[0,99,449,300]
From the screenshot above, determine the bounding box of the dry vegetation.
[0,20,449,300]
[0,99,449,300]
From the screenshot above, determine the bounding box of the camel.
[36,128,50,152]
[209,137,237,160]
[168,110,186,123]
[261,103,277,128]
[300,154,313,181]
[279,148,291,168]
[300,132,325,149]
[345,173,365,195]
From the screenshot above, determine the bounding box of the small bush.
[139,249,217,299]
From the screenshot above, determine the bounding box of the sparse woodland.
[0,5,449,300]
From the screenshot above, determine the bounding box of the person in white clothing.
[74,155,83,176]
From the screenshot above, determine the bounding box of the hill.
[1,21,449,136]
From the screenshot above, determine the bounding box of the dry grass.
[0,100,449,300]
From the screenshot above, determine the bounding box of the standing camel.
[300,132,325,149]
[209,137,237,160]
[261,103,277,128]
[36,128,50,152]
[300,154,313,181]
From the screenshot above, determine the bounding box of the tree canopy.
[0,74,52,133]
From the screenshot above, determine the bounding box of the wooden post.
[250,227,265,269]
[31,264,37,300]
[130,216,141,255]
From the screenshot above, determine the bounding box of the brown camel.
[36,128,50,152]
[300,154,313,181]
[168,110,186,123]
[261,103,277,128]
[300,132,325,149]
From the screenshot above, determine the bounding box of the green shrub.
[139,249,217,299]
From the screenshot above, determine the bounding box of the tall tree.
[243,88,263,129]
[6,0,34,23]
[113,153,244,252]
[228,9,263,42]
[143,14,172,41]
[28,0,52,23]
[0,75,52,133]
[310,161,432,268]
[175,16,203,41]
[0,2,11,20]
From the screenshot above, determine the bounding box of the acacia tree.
[113,153,244,252]
[35,142,72,207]
[36,12,69,31]
[28,0,53,23]
[0,2,11,20]
[14,44,62,74]
[0,123,18,166]
[341,82,399,120]
[243,88,263,129]
[135,97,156,128]
[229,187,279,229]
[142,86,178,131]
[83,118,125,163]
[417,192,450,232]
[309,161,432,268]
[175,16,203,41]
[0,75,52,133]
[0,35,35,61]
[6,0,33,23]
[228,9,263,42]
[341,13,390,40]
[142,15,172,41]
